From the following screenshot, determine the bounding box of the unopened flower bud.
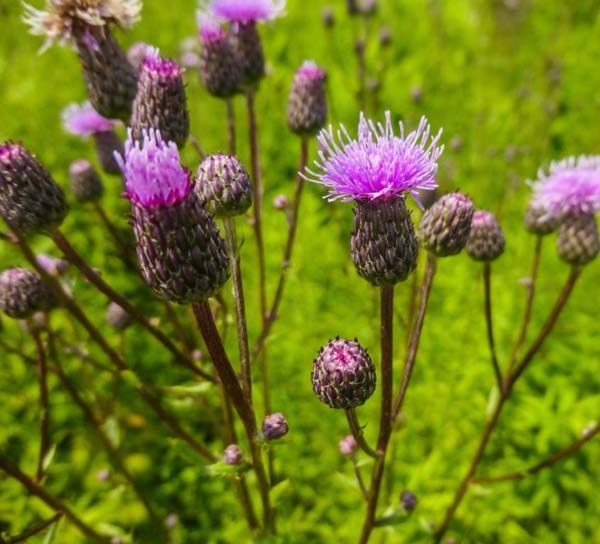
[69,159,104,203]
[223,444,243,465]
[105,302,133,331]
[322,6,335,27]
[556,212,599,266]
[0,268,57,319]
[466,210,505,262]
[418,192,474,257]
[400,490,418,512]
[273,194,289,210]
[262,413,289,440]
[379,27,391,47]
[287,61,327,137]
[312,337,376,409]
[338,435,358,456]
[231,22,265,86]
[195,154,252,217]
[524,202,560,236]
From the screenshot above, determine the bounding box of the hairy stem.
[483,262,503,389]
[345,408,377,458]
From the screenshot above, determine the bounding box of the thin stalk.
[358,285,394,544]
[0,453,108,543]
[192,301,274,534]
[404,267,419,345]
[226,98,236,156]
[483,262,503,389]
[473,422,600,484]
[5,512,63,543]
[392,257,436,423]
[508,236,543,371]
[223,217,252,403]
[32,330,50,483]
[91,202,137,272]
[352,454,369,501]
[14,234,217,463]
[163,301,195,354]
[252,138,309,361]
[433,267,581,542]
[51,230,214,382]
[345,408,377,458]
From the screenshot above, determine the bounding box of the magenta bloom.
[208,0,286,23]
[304,112,443,205]
[531,156,600,217]
[296,60,326,81]
[198,13,226,42]
[62,102,117,136]
[116,129,190,208]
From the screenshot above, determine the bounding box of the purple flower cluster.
[304,112,443,204]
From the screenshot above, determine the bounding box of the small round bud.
[96,468,111,482]
[223,444,243,465]
[322,6,335,27]
[105,302,133,331]
[192,349,203,361]
[450,135,463,152]
[400,490,418,512]
[379,27,391,48]
[312,338,376,409]
[556,212,599,266]
[338,435,358,456]
[165,514,179,529]
[273,194,289,210]
[69,159,104,203]
[287,61,327,137]
[466,210,505,262]
[359,0,378,16]
[418,192,475,257]
[524,202,560,236]
[0,268,57,319]
[410,86,423,104]
[195,154,253,217]
[262,413,289,440]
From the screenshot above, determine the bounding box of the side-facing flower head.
[304,111,443,205]
[208,0,285,24]
[23,0,141,48]
[117,129,230,303]
[0,267,57,319]
[287,60,327,137]
[530,156,600,219]
[62,101,117,137]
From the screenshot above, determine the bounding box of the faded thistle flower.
[261,412,289,440]
[223,444,243,465]
[338,435,358,456]
[62,101,122,175]
[69,159,104,202]
[0,268,58,319]
[131,48,190,149]
[23,0,140,120]
[195,154,252,217]
[418,192,474,257]
[117,129,229,303]
[197,14,243,98]
[105,301,132,330]
[0,142,68,234]
[311,337,376,409]
[287,61,327,137]
[207,0,286,86]
[466,210,505,262]
[304,111,443,285]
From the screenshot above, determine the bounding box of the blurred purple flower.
[62,101,117,137]
[304,111,443,205]
[207,0,286,23]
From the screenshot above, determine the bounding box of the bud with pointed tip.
[262,413,288,440]
[466,210,505,262]
[556,212,599,266]
[195,154,252,217]
[69,159,103,203]
[418,192,474,257]
[0,268,57,319]
[287,61,327,137]
[312,338,376,409]
[131,48,190,149]
[0,143,68,234]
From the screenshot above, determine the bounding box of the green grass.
[1,1,600,542]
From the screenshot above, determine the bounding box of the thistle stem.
[4,512,63,543]
[226,98,236,156]
[192,301,274,534]
[483,262,503,389]
[223,217,252,404]
[358,285,394,544]
[32,330,50,483]
[508,236,543,371]
[51,230,214,382]
[91,201,137,272]
[392,257,436,423]
[0,454,108,543]
[14,234,217,463]
[345,408,377,458]
[433,267,581,542]
[252,138,309,361]
[473,422,600,484]
[352,454,369,501]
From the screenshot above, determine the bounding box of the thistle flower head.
[261,413,289,440]
[117,129,190,208]
[466,210,505,262]
[0,268,57,319]
[304,112,443,205]
[295,60,326,81]
[531,156,600,218]
[140,47,183,79]
[223,444,243,465]
[197,12,226,42]
[62,101,117,137]
[23,0,141,47]
[207,0,286,24]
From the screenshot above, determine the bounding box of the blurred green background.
[1,0,600,542]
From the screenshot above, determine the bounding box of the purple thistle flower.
[62,102,117,137]
[531,156,600,218]
[198,13,227,42]
[208,0,286,24]
[304,111,443,205]
[117,129,191,209]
